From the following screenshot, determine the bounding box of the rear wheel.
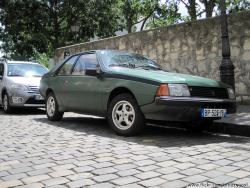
[46,92,64,121]
[108,93,145,136]
[3,93,12,114]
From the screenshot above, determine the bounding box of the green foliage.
[33,53,50,68]
[117,0,182,33]
[225,0,250,13]
[146,0,182,28]
[179,0,250,20]
[0,0,249,60]
[117,0,142,33]
[0,0,122,60]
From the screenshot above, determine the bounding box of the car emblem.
[211,90,215,96]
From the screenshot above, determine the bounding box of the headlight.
[168,84,190,96]
[156,84,190,97]
[227,88,235,99]
[11,84,28,91]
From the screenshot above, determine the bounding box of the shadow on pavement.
[33,113,250,149]
[0,107,46,115]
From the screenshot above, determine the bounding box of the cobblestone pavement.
[1,108,250,188]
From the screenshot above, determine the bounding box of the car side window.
[57,55,78,75]
[72,53,99,75]
[0,64,4,76]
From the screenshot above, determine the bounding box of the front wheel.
[46,92,64,121]
[108,93,145,136]
[3,93,12,114]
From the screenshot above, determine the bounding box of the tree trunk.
[205,0,216,18]
[188,0,197,20]
[127,18,132,33]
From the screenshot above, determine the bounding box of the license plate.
[34,95,44,100]
[201,108,226,117]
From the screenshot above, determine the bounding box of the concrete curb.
[212,121,250,137]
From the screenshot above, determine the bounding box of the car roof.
[0,59,45,66]
[72,49,132,57]
[73,50,98,56]
[5,61,46,67]
[8,61,38,64]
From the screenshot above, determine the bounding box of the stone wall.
[55,10,250,104]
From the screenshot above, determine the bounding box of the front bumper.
[9,90,45,108]
[141,96,237,121]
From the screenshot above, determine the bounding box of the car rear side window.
[72,53,99,75]
[58,55,78,75]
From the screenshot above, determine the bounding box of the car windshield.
[7,63,48,77]
[100,50,163,70]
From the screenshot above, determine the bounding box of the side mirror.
[85,68,99,76]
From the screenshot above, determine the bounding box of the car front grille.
[28,85,40,94]
[189,86,229,99]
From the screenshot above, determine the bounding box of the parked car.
[39,50,236,136]
[0,59,48,113]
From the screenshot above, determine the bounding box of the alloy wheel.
[47,96,55,117]
[112,100,135,130]
[3,94,8,111]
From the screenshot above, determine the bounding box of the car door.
[63,53,103,115]
[53,55,79,107]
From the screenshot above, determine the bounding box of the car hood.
[108,67,229,88]
[8,76,42,86]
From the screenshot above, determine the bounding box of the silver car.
[0,59,48,113]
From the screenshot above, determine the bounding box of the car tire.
[108,93,145,136]
[185,121,213,132]
[3,93,12,114]
[46,92,64,121]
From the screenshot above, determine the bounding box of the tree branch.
[180,0,189,9]
[140,11,154,31]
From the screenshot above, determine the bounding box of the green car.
[39,50,236,136]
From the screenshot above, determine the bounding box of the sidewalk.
[213,105,250,137]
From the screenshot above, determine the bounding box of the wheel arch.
[1,87,8,100]
[46,88,54,97]
[107,87,136,110]
[1,87,12,113]
[107,89,146,136]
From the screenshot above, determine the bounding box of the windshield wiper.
[109,63,135,68]
[8,75,23,77]
[136,65,163,70]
